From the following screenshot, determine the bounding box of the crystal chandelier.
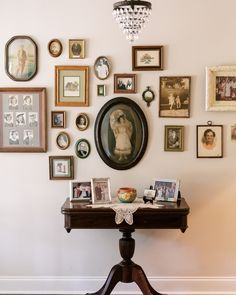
[112,0,152,42]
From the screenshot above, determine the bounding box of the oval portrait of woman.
[94,56,111,80]
[56,132,70,150]
[75,113,89,131]
[94,97,148,170]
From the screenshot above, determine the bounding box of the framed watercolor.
[159,76,191,118]
[196,124,223,158]
[114,74,136,94]
[51,111,66,128]
[0,87,47,152]
[55,65,89,106]
[75,113,89,131]
[206,65,236,111]
[70,180,92,202]
[91,178,112,204]
[94,56,111,80]
[48,39,63,57]
[75,138,90,159]
[49,156,74,180]
[5,35,38,81]
[56,132,70,150]
[132,45,163,71]
[94,97,148,170]
[164,125,184,152]
[69,39,85,59]
[97,85,106,96]
[153,179,180,202]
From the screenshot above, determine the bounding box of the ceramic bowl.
[117,187,137,203]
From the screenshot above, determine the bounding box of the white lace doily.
[87,201,164,225]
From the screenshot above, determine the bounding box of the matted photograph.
[75,113,89,131]
[97,84,106,96]
[91,178,112,204]
[206,65,236,111]
[153,179,180,202]
[0,88,47,152]
[70,180,92,202]
[132,46,163,71]
[114,73,136,94]
[49,156,74,180]
[164,125,184,152]
[69,39,85,59]
[56,132,70,150]
[48,39,63,57]
[159,76,191,118]
[51,111,66,128]
[197,124,223,158]
[55,65,89,106]
[94,56,111,80]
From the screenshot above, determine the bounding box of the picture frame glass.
[153,179,180,202]
[114,74,136,93]
[159,77,191,118]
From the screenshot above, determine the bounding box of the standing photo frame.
[5,35,38,81]
[153,179,180,202]
[91,178,112,204]
[94,97,148,170]
[132,46,163,71]
[70,180,92,202]
[196,123,223,158]
[0,87,47,152]
[55,65,89,107]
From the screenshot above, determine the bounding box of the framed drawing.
[49,156,74,180]
[206,65,236,111]
[164,125,184,152]
[0,87,47,152]
[153,179,180,202]
[56,132,70,150]
[159,76,191,118]
[75,113,89,131]
[196,123,223,158]
[94,97,148,170]
[51,111,66,128]
[5,35,38,81]
[55,65,89,106]
[69,39,85,59]
[75,138,90,159]
[70,180,92,202]
[48,39,63,57]
[132,45,163,71]
[97,85,106,96]
[114,74,136,94]
[94,56,111,80]
[91,178,112,204]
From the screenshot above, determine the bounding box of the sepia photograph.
[164,125,184,152]
[94,56,111,80]
[51,111,66,128]
[153,179,180,202]
[56,132,70,150]
[69,39,85,59]
[75,113,89,131]
[114,74,136,93]
[91,178,111,204]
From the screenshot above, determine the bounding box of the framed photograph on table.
[206,65,236,111]
[153,179,180,202]
[49,156,74,180]
[114,74,136,94]
[132,45,163,71]
[69,39,85,59]
[91,178,111,204]
[0,87,47,152]
[5,35,38,81]
[164,125,184,152]
[196,124,223,158]
[70,180,92,202]
[94,97,148,170]
[55,65,89,106]
[159,76,191,118]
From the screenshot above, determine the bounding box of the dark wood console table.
[61,198,189,295]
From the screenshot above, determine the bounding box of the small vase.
[117,187,137,203]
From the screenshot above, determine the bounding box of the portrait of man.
[23,130,33,145]
[8,95,18,110]
[15,112,26,126]
[9,130,19,145]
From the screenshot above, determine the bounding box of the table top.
[61,198,190,232]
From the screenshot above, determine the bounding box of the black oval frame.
[94,97,148,170]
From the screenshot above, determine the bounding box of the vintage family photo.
[94,56,111,80]
[114,74,136,93]
[153,179,180,202]
[216,77,236,101]
[164,125,184,152]
[75,139,90,158]
[75,113,89,131]
[70,181,91,202]
[91,178,111,204]
[159,76,191,118]
[51,111,65,128]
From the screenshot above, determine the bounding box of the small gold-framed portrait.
[69,39,85,59]
[56,132,70,150]
[48,39,63,57]
[164,125,184,152]
[75,113,89,131]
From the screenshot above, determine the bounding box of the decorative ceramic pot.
[117,187,137,203]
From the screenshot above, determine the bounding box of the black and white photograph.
[23,130,33,145]
[159,76,191,118]
[75,113,89,131]
[153,179,180,202]
[15,112,26,126]
[75,139,90,159]
[56,132,70,150]
[49,156,74,180]
[51,111,65,128]
[69,39,85,59]
[97,84,106,96]
[94,56,111,80]
[4,112,13,127]
[114,74,136,94]
[164,125,184,152]
[70,180,92,202]
[91,178,111,204]
[8,95,18,109]
[9,130,19,145]
[23,95,33,109]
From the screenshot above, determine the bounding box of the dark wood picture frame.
[75,138,90,159]
[75,113,89,131]
[114,74,136,94]
[48,39,63,57]
[132,45,163,71]
[51,111,66,128]
[5,35,38,81]
[0,87,47,152]
[94,97,148,170]
[49,155,74,180]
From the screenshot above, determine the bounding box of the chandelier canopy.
[112,0,152,42]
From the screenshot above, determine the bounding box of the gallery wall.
[1,0,236,294]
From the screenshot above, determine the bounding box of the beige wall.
[1,0,236,294]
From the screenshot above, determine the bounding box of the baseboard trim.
[1,276,236,294]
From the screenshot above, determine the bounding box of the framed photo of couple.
[0,87,47,152]
[91,178,111,204]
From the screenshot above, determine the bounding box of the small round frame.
[142,86,155,107]
[94,56,111,80]
[48,39,63,57]
[75,139,90,159]
[75,113,89,131]
[56,132,70,150]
